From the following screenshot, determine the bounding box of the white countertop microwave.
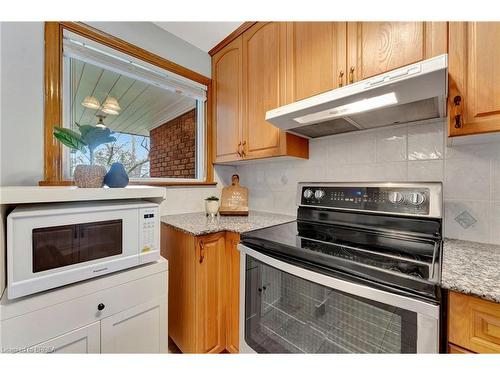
[7,200,160,300]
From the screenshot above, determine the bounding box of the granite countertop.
[442,239,500,303]
[161,211,296,236]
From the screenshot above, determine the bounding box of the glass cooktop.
[240,219,441,300]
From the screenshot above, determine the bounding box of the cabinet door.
[242,22,287,159]
[225,232,240,353]
[448,291,500,353]
[449,22,500,136]
[195,233,226,353]
[29,322,100,354]
[448,343,475,354]
[347,22,447,83]
[212,37,243,162]
[286,22,347,102]
[101,297,167,353]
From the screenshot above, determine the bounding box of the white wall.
[0,22,44,186]
[236,119,500,245]
[0,21,227,214]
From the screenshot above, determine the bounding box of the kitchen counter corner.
[442,238,500,303]
[161,211,296,236]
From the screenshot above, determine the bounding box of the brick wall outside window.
[149,109,196,178]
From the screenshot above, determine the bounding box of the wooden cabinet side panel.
[161,224,196,353]
[448,291,500,353]
[195,232,226,353]
[212,37,243,163]
[225,232,241,353]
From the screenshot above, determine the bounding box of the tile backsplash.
[235,119,500,245]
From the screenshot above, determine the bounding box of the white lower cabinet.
[101,297,166,353]
[0,259,168,354]
[30,322,101,354]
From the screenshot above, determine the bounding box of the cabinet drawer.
[1,271,166,350]
[448,291,500,353]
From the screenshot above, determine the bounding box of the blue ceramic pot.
[104,162,129,188]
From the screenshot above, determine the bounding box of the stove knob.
[388,191,404,204]
[314,189,325,200]
[303,189,313,199]
[407,192,425,206]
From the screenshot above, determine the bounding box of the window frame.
[41,22,215,186]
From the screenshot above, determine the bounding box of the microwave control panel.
[139,207,160,256]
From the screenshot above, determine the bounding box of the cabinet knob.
[97,303,105,311]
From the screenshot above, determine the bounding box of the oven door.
[238,244,440,354]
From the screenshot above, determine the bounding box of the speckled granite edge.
[161,211,296,236]
[442,239,500,303]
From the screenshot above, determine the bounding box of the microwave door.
[32,224,79,273]
[77,220,123,263]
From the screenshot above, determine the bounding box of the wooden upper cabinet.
[347,22,447,83]
[212,37,243,162]
[195,233,226,353]
[242,22,287,158]
[212,22,308,163]
[285,22,347,102]
[449,22,500,137]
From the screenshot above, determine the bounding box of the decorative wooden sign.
[220,174,249,216]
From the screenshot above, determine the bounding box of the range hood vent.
[266,55,448,138]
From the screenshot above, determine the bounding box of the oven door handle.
[237,243,439,319]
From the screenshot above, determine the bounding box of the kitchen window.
[42,22,213,186]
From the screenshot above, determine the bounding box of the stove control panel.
[300,186,431,215]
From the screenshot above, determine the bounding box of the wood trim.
[39,180,217,187]
[208,22,257,57]
[59,22,210,86]
[205,81,215,183]
[43,22,214,185]
[44,22,63,182]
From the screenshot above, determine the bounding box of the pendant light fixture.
[101,96,121,115]
[81,95,101,109]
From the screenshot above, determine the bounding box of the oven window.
[244,255,417,353]
[32,220,123,273]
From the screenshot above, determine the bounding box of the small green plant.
[205,196,220,201]
[53,123,117,165]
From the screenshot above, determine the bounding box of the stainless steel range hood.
[266,54,448,138]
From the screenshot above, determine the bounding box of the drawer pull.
[453,95,463,129]
[97,303,105,311]
[199,241,205,263]
[237,142,242,157]
[338,70,344,87]
[349,66,355,84]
